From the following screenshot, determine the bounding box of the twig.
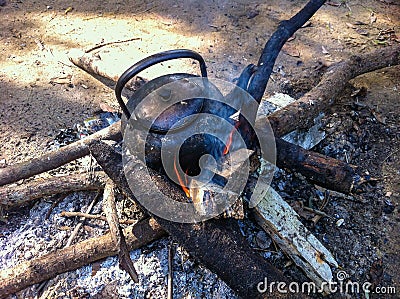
[302,206,333,219]
[383,148,400,163]
[311,191,330,224]
[38,191,102,293]
[131,5,157,17]
[66,191,101,247]
[103,181,139,283]
[103,182,120,246]
[85,38,141,53]
[60,211,136,225]
[167,240,174,299]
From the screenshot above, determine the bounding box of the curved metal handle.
[115,49,208,119]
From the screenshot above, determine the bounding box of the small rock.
[24,251,33,260]
[247,9,260,19]
[336,219,345,227]
[356,28,369,36]
[255,231,272,249]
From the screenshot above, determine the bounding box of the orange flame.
[173,156,190,197]
[223,122,240,155]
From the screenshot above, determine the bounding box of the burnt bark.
[238,0,327,146]
[89,140,305,299]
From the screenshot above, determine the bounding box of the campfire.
[0,0,399,298]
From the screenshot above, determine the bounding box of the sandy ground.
[0,0,399,298]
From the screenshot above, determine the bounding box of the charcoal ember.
[383,199,395,214]
[50,128,79,148]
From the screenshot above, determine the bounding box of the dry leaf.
[346,22,356,29]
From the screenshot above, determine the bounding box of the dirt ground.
[0,0,399,298]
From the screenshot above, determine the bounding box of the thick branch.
[0,121,121,187]
[269,45,400,137]
[238,0,326,145]
[69,49,142,93]
[0,172,107,208]
[0,218,166,298]
[69,49,120,87]
[248,0,327,102]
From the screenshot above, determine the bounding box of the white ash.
[0,193,238,298]
[0,192,104,270]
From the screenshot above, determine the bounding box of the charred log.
[275,138,369,193]
[247,0,327,103]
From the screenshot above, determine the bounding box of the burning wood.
[173,155,191,198]
[187,148,254,218]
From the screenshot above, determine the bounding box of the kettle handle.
[115,49,208,119]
